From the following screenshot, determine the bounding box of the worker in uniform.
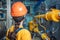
[6,2,32,40]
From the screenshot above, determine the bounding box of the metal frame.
[6,0,12,29]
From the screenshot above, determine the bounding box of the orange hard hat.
[11,2,28,17]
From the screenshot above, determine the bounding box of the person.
[6,2,32,40]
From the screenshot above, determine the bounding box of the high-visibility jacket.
[6,25,32,40]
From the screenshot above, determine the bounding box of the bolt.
[58,13,60,17]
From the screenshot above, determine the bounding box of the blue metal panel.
[34,0,45,12]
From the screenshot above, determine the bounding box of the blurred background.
[0,0,60,40]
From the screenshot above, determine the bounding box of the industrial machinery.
[0,0,7,39]
[35,8,60,22]
[28,8,60,40]
[29,19,50,40]
[0,11,7,39]
[0,21,7,39]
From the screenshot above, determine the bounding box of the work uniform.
[6,25,32,40]
[6,1,32,40]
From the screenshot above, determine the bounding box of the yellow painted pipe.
[35,9,60,22]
